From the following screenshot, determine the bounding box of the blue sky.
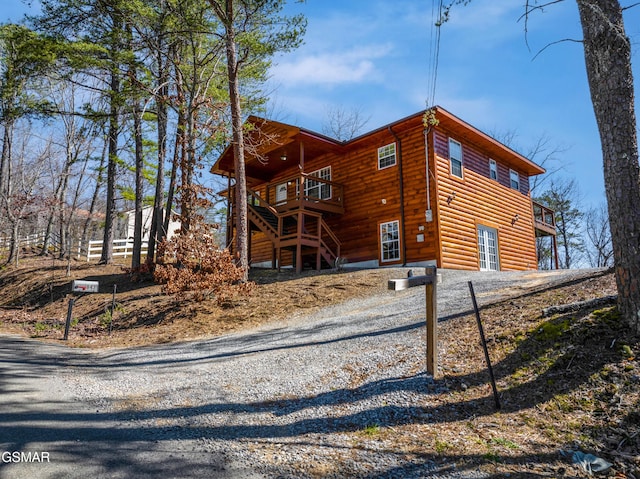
[4,0,640,209]
[269,0,640,209]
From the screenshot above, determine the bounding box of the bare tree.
[2,128,50,266]
[535,178,584,269]
[322,105,371,141]
[584,202,613,268]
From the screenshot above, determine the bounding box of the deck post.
[316,219,322,270]
[296,211,303,273]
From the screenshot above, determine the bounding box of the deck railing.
[533,201,556,235]
[265,173,344,214]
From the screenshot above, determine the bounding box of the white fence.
[0,232,151,262]
[0,233,49,250]
[86,239,149,261]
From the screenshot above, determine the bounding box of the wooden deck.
[246,189,341,273]
[533,201,557,237]
[264,173,344,215]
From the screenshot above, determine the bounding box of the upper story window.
[510,169,520,191]
[489,159,498,180]
[378,143,396,170]
[449,138,463,178]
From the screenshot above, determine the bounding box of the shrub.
[154,222,252,303]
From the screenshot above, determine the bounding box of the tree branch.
[532,38,583,60]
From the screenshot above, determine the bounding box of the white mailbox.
[72,280,100,293]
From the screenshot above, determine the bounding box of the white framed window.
[378,143,397,170]
[509,169,520,191]
[304,166,332,200]
[478,225,499,271]
[449,138,463,178]
[489,159,498,180]
[380,220,400,262]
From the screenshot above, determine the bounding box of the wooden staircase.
[247,193,341,272]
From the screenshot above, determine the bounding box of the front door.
[478,225,499,271]
[276,183,288,205]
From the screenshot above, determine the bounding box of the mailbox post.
[388,266,438,378]
[64,280,100,340]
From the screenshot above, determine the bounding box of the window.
[380,220,400,262]
[378,143,396,169]
[489,159,498,180]
[304,166,331,200]
[510,169,520,191]
[449,138,463,178]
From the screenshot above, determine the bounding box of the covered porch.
[211,117,346,272]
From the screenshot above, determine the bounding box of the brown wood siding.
[327,134,404,265]
[439,133,531,195]
[240,114,538,271]
[433,130,538,271]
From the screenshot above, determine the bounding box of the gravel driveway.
[0,267,604,479]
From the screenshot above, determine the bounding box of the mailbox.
[72,280,99,293]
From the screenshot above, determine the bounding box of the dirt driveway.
[0,268,606,479]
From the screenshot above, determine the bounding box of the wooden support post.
[425,267,437,376]
[296,211,303,273]
[388,266,438,378]
[316,220,322,271]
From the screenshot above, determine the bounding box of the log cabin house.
[211,106,557,273]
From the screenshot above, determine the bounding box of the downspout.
[388,126,407,266]
[424,129,431,212]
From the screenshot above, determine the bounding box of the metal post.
[63,298,75,341]
[468,281,501,410]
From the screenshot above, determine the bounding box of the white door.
[276,183,288,204]
[478,225,499,271]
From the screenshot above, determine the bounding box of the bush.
[154,222,252,303]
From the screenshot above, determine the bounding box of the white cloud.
[271,45,392,87]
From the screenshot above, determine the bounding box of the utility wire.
[426,0,443,110]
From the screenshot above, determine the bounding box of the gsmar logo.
[1,451,50,463]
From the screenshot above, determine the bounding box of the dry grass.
[0,255,638,477]
[0,255,397,348]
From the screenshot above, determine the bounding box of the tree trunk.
[132,100,144,269]
[100,68,120,265]
[163,116,182,244]
[8,219,20,267]
[81,140,107,258]
[147,48,168,263]
[0,121,12,198]
[577,0,640,334]
[223,0,249,280]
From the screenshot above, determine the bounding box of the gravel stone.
[0,267,604,478]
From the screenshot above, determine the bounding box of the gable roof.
[210,106,545,181]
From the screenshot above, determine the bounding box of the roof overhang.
[211,116,343,184]
[433,106,546,176]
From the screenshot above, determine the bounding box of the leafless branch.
[532,38,583,60]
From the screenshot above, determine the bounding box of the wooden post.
[63,298,75,341]
[296,211,303,274]
[316,219,322,271]
[425,266,437,376]
[388,267,438,378]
